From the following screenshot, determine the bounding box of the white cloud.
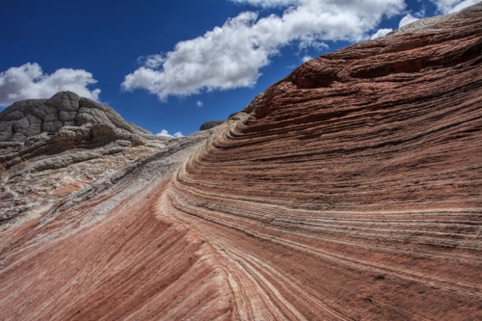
[0,62,100,106]
[173,132,184,138]
[301,55,313,63]
[230,0,296,8]
[137,54,166,69]
[196,100,203,107]
[399,13,420,28]
[431,0,481,13]
[122,0,405,101]
[431,0,461,12]
[370,28,393,39]
[156,129,184,138]
[447,0,482,12]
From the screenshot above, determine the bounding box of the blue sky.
[1,0,480,137]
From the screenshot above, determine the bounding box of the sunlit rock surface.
[1,4,481,321]
[0,91,171,223]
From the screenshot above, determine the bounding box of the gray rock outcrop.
[200,120,224,131]
[0,91,152,143]
[0,91,173,224]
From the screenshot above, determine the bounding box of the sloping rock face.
[1,4,482,321]
[0,91,170,223]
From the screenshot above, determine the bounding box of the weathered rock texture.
[1,4,482,321]
[0,91,170,223]
[0,91,152,143]
[200,120,225,131]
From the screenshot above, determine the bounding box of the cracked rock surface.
[0,91,171,223]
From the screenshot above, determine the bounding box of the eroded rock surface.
[200,120,225,131]
[0,91,152,143]
[0,4,481,321]
[0,91,170,223]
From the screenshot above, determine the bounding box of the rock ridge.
[169,4,482,319]
[0,91,152,141]
[0,91,172,224]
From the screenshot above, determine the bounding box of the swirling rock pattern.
[1,4,482,321]
[0,91,171,224]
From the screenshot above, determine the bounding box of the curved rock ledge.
[170,4,482,320]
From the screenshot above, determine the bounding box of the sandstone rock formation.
[200,120,225,131]
[0,91,170,223]
[0,91,152,142]
[1,4,481,321]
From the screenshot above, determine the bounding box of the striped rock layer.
[1,4,481,321]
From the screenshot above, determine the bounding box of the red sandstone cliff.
[1,4,481,321]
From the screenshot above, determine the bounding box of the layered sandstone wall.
[168,4,482,319]
[0,4,481,321]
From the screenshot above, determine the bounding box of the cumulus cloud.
[446,0,482,12]
[301,55,313,63]
[156,129,184,138]
[122,0,405,101]
[371,2,432,40]
[399,13,420,28]
[230,0,297,8]
[431,0,481,13]
[0,62,100,106]
[196,100,204,107]
[370,28,393,39]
